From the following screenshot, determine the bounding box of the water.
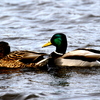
[0,0,100,100]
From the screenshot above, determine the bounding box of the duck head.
[42,33,67,54]
[0,41,10,58]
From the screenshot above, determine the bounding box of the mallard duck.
[42,33,100,67]
[0,41,48,68]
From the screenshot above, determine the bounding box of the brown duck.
[0,41,48,68]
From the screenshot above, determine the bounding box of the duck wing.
[62,48,100,60]
[5,50,47,62]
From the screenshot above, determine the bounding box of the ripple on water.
[0,0,100,100]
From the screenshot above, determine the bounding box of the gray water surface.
[0,0,100,100]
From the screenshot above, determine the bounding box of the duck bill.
[42,41,52,47]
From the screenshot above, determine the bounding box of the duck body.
[53,48,100,67]
[0,41,48,68]
[0,50,48,68]
[42,33,100,67]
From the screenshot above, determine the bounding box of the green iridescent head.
[42,33,67,54]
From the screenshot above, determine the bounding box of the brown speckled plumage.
[0,42,48,68]
[0,50,48,68]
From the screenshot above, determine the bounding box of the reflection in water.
[0,68,22,74]
[0,67,100,100]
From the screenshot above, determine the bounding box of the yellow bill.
[42,41,52,47]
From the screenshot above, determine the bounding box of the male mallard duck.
[0,41,48,68]
[42,33,100,67]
